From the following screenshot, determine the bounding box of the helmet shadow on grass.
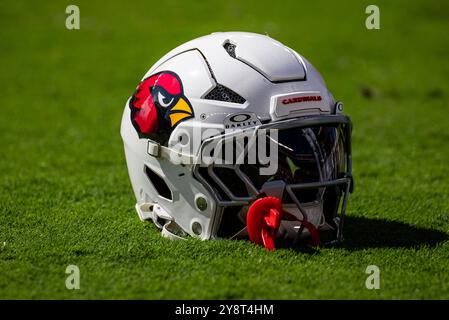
[340,216,449,250]
[272,216,448,253]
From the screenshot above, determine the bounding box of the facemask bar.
[193,115,353,241]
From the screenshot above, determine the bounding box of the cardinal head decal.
[129,71,194,142]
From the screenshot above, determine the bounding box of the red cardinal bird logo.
[129,71,194,142]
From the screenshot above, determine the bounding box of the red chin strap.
[246,196,321,250]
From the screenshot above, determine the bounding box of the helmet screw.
[196,196,208,211]
[335,101,344,113]
[192,222,202,235]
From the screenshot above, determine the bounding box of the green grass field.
[1,0,448,299]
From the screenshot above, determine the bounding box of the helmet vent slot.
[204,84,246,104]
[223,42,237,58]
[199,46,245,104]
[145,166,173,200]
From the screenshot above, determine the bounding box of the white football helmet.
[120,32,353,250]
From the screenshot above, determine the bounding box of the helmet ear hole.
[144,166,173,200]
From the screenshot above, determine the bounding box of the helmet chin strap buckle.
[147,140,195,165]
[246,197,321,250]
[161,221,187,241]
[135,202,154,221]
[136,202,187,240]
[136,202,172,226]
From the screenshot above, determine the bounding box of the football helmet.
[120,32,353,250]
